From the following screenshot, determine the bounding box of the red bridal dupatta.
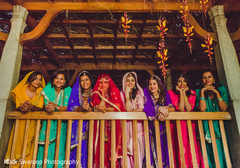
[91,73,125,168]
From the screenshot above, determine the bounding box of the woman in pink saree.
[120,72,145,167]
[168,74,204,168]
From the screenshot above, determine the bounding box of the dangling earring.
[134,86,136,89]
[213,79,215,84]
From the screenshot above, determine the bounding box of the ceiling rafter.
[26,15,61,67]
[86,15,97,64]
[113,14,120,64]
[132,13,148,64]
[58,14,79,63]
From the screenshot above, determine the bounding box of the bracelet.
[200,97,205,100]
[56,105,59,111]
[218,97,223,102]
[185,96,188,101]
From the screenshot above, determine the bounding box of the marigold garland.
[180,0,194,54]
[156,17,168,79]
[201,33,214,65]
[121,12,132,42]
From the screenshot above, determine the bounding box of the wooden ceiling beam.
[0,2,211,12]
[0,31,8,42]
[20,10,61,43]
[56,19,162,24]
[113,15,120,64]
[20,62,212,71]
[47,33,184,39]
[26,15,61,67]
[132,13,148,64]
[86,16,97,64]
[58,14,78,63]
[187,13,218,42]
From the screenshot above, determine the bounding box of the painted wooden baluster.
[111,120,116,168]
[100,120,105,168]
[219,120,232,168]
[133,120,139,168]
[87,120,94,168]
[20,119,30,168]
[166,120,175,168]
[122,120,128,168]
[154,120,163,168]
[208,120,220,167]
[32,119,41,168]
[176,120,186,167]
[144,120,151,168]
[186,120,197,168]
[43,120,51,168]
[198,120,209,168]
[76,120,83,168]
[65,120,72,168]
[9,119,19,168]
[54,120,62,168]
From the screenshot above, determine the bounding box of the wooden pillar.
[0,5,28,167]
[208,5,240,167]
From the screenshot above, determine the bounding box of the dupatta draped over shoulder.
[120,71,145,168]
[91,73,124,168]
[143,75,171,168]
[5,71,45,168]
[37,83,71,168]
[67,71,92,168]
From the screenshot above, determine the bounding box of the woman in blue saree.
[37,69,72,168]
[143,75,175,168]
[67,71,93,168]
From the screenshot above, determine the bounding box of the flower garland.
[180,0,194,54]
[200,0,208,18]
[201,33,214,65]
[121,12,132,42]
[156,17,168,79]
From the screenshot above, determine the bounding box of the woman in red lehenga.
[91,73,125,168]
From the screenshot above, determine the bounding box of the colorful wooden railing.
[7,111,232,168]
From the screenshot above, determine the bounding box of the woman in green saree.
[195,69,228,168]
[37,69,71,168]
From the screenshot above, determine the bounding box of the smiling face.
[177,76,188,89]
[98,77,110,91]
[30,74,42,89]
[80,75,91,90]
[53,74,66,88]
[148,79,159,94]
[126,75,136,89]
[202,71,214,86]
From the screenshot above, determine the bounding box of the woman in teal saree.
[196,69,228,168]
[37,69,72,168]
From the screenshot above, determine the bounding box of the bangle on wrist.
[56,105,59,111]
[185,96,188,101]
[218,97,223,102]
[200,97,205,100]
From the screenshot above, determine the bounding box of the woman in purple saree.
[67,71,93,168]
[143,75,175,168]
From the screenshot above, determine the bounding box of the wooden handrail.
[8,111,231,120]
[6,111,232,168]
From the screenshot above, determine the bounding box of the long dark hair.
[27,71,42,84]
[147,75,166,105]
[127,72,138,100]
[200,69,222,98]
[172,74,193,97]
[79,71,93,93]
[50,69,69,89]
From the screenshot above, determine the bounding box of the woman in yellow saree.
[5,71,45,168]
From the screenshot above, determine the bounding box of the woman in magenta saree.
[91,73,125,168]
[67,71,93,168]
[143,75,175,168]
[168,74,204,168]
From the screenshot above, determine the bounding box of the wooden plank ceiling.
[0,0,239,84]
